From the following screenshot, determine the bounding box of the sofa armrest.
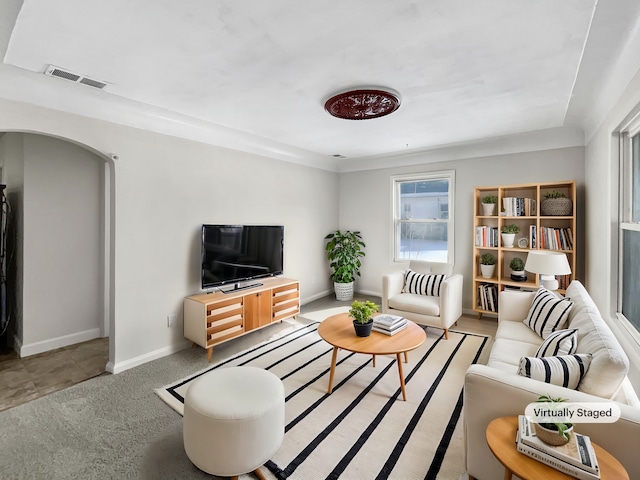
[464,364,640,480]
[498,289,536,323]
[381,271,405,312]
[439,274,462,327]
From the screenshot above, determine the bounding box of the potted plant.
[501,224,520,248]
[533,394,573,446]
[349,300,380,337]
[480,253,496,279]
[324,230,366,301]
[509,257,527,281]
[481,195,498,216]
[541,191,573,216]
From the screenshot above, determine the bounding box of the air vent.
[44,65,108,90]
[331,154,347,159]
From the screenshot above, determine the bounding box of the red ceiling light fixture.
[324,88,401,120]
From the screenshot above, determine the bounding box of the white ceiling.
[1,0,640,171]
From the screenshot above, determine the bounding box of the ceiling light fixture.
[324,88,401,120]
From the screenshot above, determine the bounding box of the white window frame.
[391,170,455,263]
[617,111,640,344]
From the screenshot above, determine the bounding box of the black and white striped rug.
[156,321,489,480]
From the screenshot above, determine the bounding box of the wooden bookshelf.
[473,181,576,318]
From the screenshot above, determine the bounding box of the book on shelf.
[502,197,537,216]
[517,415,600,479]
[372,322,408,336]
[477,283,498,312]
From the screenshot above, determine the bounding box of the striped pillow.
[524,287,573,339]
[518,354,592,389]
[535,329,578,358]
[403,270,445,297]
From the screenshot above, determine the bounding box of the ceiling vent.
[331,154,347,159]
[44,65,108,90]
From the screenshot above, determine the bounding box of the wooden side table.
[485,416,629,480]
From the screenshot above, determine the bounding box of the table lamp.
[524,251,571,291]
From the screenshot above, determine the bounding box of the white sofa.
[381,260,463,339]
[464,281,640,480]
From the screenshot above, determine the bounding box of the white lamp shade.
[524,251,572,275]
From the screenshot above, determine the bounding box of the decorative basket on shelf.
[541,197,573,216]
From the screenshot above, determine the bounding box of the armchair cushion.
[402,270,445,297]
[523,287,573,338]
[388,293,440,317]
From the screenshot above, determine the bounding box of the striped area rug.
[156,321,490,480]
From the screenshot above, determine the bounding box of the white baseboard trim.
[301,289,332,305]
[355,289,381,298]
[19,328,102,357]
[106,339,191,374]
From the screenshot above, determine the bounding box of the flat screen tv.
[201,224,284,292]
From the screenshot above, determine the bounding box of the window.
[618,115,640,336]
[392,171,454,263]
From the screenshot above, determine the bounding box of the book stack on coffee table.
[372,314,408,336]
[516,415,600,480]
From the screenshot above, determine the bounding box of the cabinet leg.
[477,312,483,320]
[207,347,213,363]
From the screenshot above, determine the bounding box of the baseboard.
[301,289,332,304]
[106,339,191,374]
[19,328,102,357]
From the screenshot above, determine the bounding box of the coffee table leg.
[372,354,376,367]
[327,346,338,394]
[404,351,408,363]
[396,353,407,401]
[503,468,512,480]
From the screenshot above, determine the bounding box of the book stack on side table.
[517,415,600,480]
[372,314,408,336]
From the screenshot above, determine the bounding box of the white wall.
[0,98,339,372]
[339,147,585,312]
[584,65,640,389]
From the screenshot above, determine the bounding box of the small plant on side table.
[533,394,573,446]
[349,300,379,337]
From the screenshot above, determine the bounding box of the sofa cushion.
[488,338,539,372]
[523,287,573,338]
[403,270,445,297]
[535,329,578,357]
[570,306,630,399]
[565,280,598,324]
[388,293,439,316]
[517,354,592,389]
[495,320,545,345]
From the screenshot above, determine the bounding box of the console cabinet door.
[244,291,272,331]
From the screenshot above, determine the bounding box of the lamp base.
[540,275,559,291]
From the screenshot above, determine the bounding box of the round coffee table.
[317,313,426,401]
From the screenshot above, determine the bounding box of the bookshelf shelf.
[473,181,576,318]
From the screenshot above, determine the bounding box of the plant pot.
[510,270,527,282]
[534,422,573,446]
[541,198,573,216]
[334,281,354,301]
[353,319,373,337]
[481,203,496,216]
[480,264,495,279]
[501,233,516,248]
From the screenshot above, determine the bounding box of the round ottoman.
[183,366,285,479]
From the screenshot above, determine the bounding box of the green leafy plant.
[544,190,567,199]
[324,230,366,284]
[536,394,573,441]
[502,224,520,234]
[509,257,525,271]
[482,195,498,204]
[480,253,496,265]
[349,300,380,324]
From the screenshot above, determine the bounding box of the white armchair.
[381,260,463,339]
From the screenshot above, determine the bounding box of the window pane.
[399,180,449,220]
[622,229,640,331]
[633,134,640,222]
[397,221,448,262]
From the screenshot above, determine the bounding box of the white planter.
[481,203,496,216]
[501,233,516,248]
[480,264,495,279]
[334,281,354,301]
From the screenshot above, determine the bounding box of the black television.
[201,224,284,292]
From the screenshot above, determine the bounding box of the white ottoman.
[183,366,285,479]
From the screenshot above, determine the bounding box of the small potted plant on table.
[533,394,573,446]
[349,300,380,337]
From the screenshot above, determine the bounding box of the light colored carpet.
[157,320,490,480]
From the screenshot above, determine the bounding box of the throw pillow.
[523,287,574,339]
[535,329,578,358]
[517,354,592,390]
[403,270,445,297]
